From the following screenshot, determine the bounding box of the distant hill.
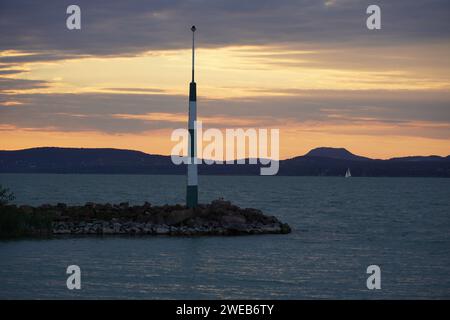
[303,147,370,161]
[0,147,449,177]
[0,147,180,174]
[389,155,446,162]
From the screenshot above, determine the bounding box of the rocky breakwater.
[26,199,291,236]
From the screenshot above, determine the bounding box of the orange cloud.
[112,112,270,127]
[0,100,23,106]
[1,122,449,160]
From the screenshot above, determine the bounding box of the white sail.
[345,168,351,178]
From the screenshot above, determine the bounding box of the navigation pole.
[187,25,198,208]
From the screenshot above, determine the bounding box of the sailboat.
[345,168,351,178]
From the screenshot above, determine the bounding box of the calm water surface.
[0,174,449,299]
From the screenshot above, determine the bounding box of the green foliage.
[0,206,26,238]
[0,185,15,206]
[0,206,54,238]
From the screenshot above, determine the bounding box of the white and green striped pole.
[187,25,198,208]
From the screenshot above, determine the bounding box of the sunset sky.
[0,0,449,159]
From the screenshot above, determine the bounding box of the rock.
[15,199,291,237]
[221,215,246,225]
[54,229,71,234]
[260,224,279,233]
[211,198,232,209]
[280,223,291,234]
[19,205,34,214]
[165,209,194,225]
[102,227,114,234]
[85,202,96,208]
[57,203,67,209]
[119,202,129,209]
[113,223,121,233]
[143,201,151,208]
[152,211,166,225]
[142,226,152,234]
[155,225,170,235]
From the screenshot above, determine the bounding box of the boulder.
[155,225,170,235]
[165,209,194,225]
[102,227,115,234]
[221,215,246,226]
[19,205,34,215]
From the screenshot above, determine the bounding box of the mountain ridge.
[2,146,448,161]
[1,147,449,177]
[302,147,371,161]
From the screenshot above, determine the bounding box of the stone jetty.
[16,199,291,236]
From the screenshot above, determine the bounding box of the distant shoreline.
[1,172,449,178]
[1,147,449,177]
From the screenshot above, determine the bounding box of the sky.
[0,0,449,159]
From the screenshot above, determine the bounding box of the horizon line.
[1,145,449,161]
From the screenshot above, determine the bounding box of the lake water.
[0,174,449,299]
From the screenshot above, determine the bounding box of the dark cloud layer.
[1,90,449,140]
[0,77,49,91]
[0,69,27,75]
[0,0,449,59]
[0,93,185,132]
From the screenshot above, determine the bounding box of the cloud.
[0,100,23,106]
[0,69,28,75]
[0,52,86,64]
[0,0,449,60]
[0,92,186,133]
[0,77,50,92]
[112,112,271,127]
[101,87,167,94]
[1,89,449,140]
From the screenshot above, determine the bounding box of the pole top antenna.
[191,26,196,82]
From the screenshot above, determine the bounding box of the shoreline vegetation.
[0,195,291,238]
